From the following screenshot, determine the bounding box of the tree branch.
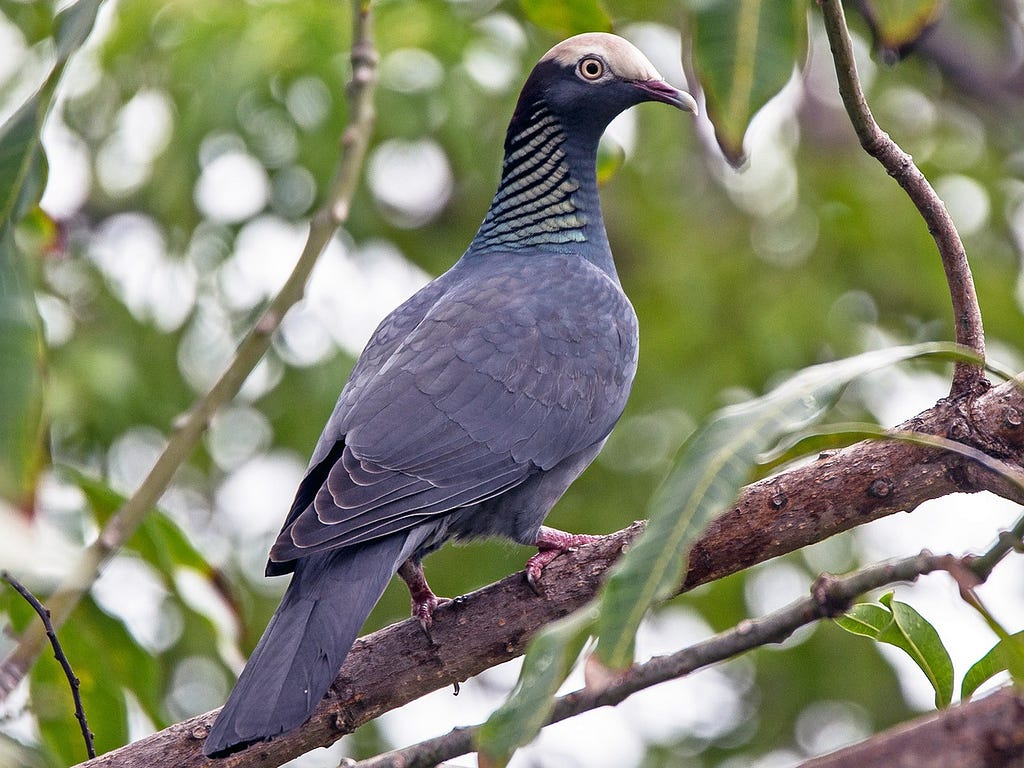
[70,376,1024,768]
[818,0,986,395]
[2,571,95,760]
[797,687,1024,768]
[353,551,952,768]
[0,1,379,703]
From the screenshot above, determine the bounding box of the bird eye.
[577,56,605,81]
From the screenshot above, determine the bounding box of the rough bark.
[72,377,1024,768]
[799,688,1024,768]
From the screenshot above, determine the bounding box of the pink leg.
[525,526,602,594]
[398,559,449,636]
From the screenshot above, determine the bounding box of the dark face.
[523,54,695,136]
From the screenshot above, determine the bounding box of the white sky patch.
[285,76,332,130]
[214,452,306,545]
[276,299,336,367]
[367,138,453,228]
[35,292,75,346]
[89,212,197,331]
[218,214,307,311]
[97,89,175,197]
[306,238,431,356]
[40,119,92,217]
[621,22,687,90]
[195,149,270,223]
[934,174,990,236]
[380,48,444,94]
[92,555,182,654]
[206,405,273,472]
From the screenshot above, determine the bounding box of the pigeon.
[205,31,696,757]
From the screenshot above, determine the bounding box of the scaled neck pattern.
[468,103,609,259]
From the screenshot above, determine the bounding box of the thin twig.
[2,571,95,759]
[818,0,986,395]
[353,551,948,768]
[970,513,1024,581]
[0,1,379,702]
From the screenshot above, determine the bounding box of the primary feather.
[205,32,695,757]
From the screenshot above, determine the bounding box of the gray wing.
[269,253,638,565]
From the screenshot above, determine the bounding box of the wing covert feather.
[270,253,638,562]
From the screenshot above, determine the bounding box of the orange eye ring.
[577,56,605,81]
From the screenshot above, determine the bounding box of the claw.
[525,526,601,594]
[398,559,449,639]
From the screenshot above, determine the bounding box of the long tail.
[204,534,415,757]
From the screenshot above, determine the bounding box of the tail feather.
[204,534,416,757]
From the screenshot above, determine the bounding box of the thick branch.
[0,2,378,703]
[355,551,950,768]
[72,376,1024,768]
[798,687,1024,768]
[819,0,986,394]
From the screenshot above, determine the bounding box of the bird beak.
[633,79,698,115]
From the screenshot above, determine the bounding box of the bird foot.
[398,559,449,638]
[525,526,602,595]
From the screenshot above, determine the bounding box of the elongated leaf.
[0,0,104,508]
[64,466,216,577]
[0,229,45,508]
[962,631,1024,700]
[518,0,611,37]
[594,342,975,670]
[476,608,595,768]
[477,343,975,766]
[688,0,807,165]
[836,592,954,708]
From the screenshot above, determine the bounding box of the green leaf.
[63,466,215,577]
[475,342,974,767]
[962,631,1024,700]
[0,228,45,508]
[518,0,611,37]
[594,342,975,670]
[476,609,595,768]
[688,0,807,165]
[53,0,104,61]
[859,0,944,59]
[0,0,104,508]
[836,592,954,708]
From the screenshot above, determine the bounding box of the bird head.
[514,32,698,136]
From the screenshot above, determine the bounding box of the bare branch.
[2,571,95,760]
[0,1,379,703]
[797,687,1024,768]
[818,0,986,394]
[70,376,1024,768]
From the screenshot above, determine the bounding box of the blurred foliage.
[0,0,1023,766]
